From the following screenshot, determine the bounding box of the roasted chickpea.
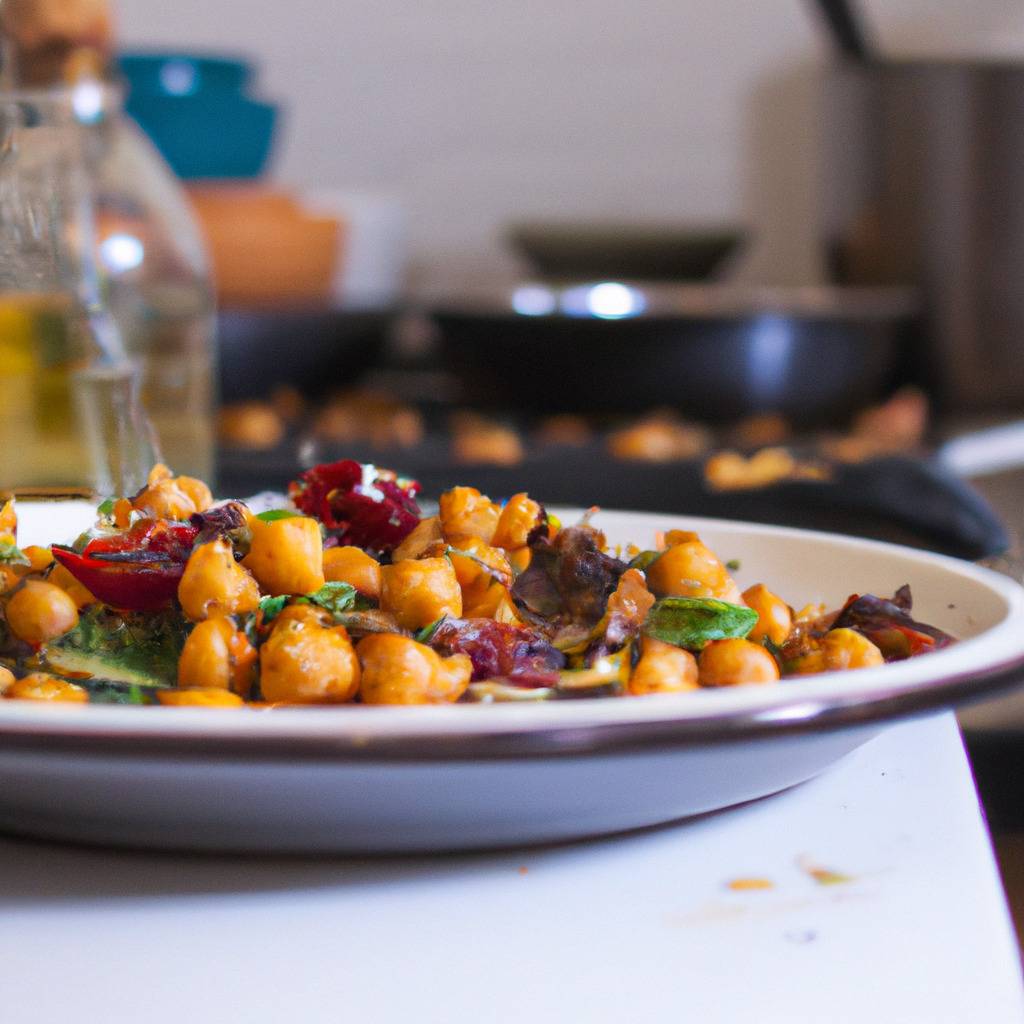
[243,514,325,596]
[0,498,16,546]
[112,497,133,528]
[178,617,258,694]
[176,475,214,513]
[743,583,792,646]
[380,557,462,631]
[821,628,884,671]
[5,580,79,646]
[629,636,699,695]
[357,633,472,705]
[0,665,14,694]
[218,402,285,450]
[260,617,360,704]
[698,638,780,687]
[157,687,245,708]
[178,538,260,621]
[16,545,54,575]
[646,539,743,604]
[323,545,382,600]
[438,486,500,544]
[271,603,330,629]
[132,478,198,521]
[7,674,88,703]
[492,493,543,550]
[662,529,700,547]
[48,562,96,610]
[0,566,19,594]
[445,536,512,606]
[462,583,510,619]
[508,547,531,574]
[391,516,443,562]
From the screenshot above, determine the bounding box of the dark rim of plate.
[0,652,1021,763]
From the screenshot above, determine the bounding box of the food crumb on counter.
[726,877,774,891]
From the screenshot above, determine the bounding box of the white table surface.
[0,713,1019,1024]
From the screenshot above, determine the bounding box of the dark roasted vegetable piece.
[643,596,758,651]
[430,617,566,686]
[830,585,955,661]
[190,501,251,553]
[512,525,626,630]
[288,460,421,553]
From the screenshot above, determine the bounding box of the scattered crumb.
[784,929,818,945]
[798,855,854,886]
[726,877,774,892]
[517,865,529,876]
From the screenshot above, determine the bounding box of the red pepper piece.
[51,520,199,611]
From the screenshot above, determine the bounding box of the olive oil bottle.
[0,0,215,492]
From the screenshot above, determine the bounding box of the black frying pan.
[429,283,920,426]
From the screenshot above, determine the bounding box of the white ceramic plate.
[1,504,1023,853]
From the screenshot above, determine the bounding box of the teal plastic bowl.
[119,52,278,179]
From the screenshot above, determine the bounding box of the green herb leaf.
[96,498,117,517]
[0,541,30,567]
[259,594,288,623]
[302,581,357,617]
[628,550,662,573]
[255,509,301,523]
[45,606,188,687]
[725,559,741,571]
[414,616,447,645]
[643,597,758,650]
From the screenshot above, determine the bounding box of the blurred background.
[117,0,1023,291]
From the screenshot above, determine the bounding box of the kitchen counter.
[0,713,1019,1024]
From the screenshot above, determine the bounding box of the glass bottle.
[0,1,216,493]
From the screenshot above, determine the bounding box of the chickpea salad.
[0,460,955,707]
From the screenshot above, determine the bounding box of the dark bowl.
[429,283,919,425]
[217,306,394,402]
[508,223,746,281]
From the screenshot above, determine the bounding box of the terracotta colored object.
[187,185,344,307]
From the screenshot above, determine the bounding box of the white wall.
[117,0,1024,290]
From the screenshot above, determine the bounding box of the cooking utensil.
[508,223,745,281]
[216,306,393,402]
[429,283,918,424]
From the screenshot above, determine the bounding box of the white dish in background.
[2,505,1023,854]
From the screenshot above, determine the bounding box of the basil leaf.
[96,498,117,517]
[255,509,301,523]
[628,550,662,573]
[643,597,757,650]
[303,581,356,617]
[259,594,288,623]
[0,541,29,567]
[414,616,447,645]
